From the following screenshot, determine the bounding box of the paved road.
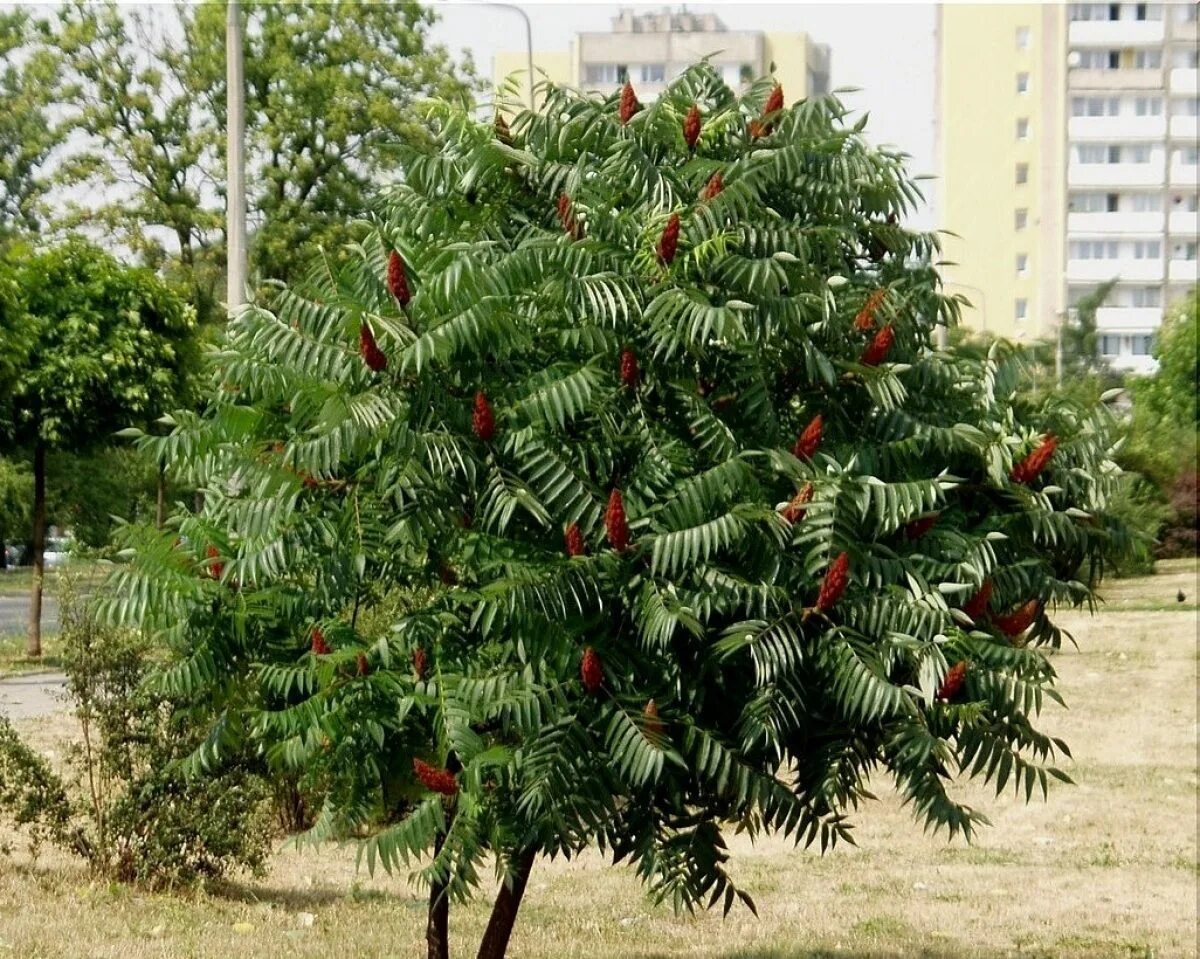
[0,671,67,720]
[0,593,59,633]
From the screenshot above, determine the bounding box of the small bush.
[0,574,273,888]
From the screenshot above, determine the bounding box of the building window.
[1075,49,1116,70]
[1069,192,1104,212]
[739,63,754,84]
[1016,253,1029,276]
[1132,335,1153,355]
[1100,335,1119,356]
[1016,72,1030,94]
[1016,26,1031,50]
[1076,144,1108,163]
[1134,96,1163,116]
[1015,298,1028,321]
[1134,50,1162,69]
[1173,97,1200,117]
[1015,162,1029,184]
[1131,193,1161,211]
[1128,144,1151,163]
[1133,240,1161,259]
[1178,2,1199,22]
[1131,286,1161,306]
[1107,193,1120,211]
[640,63,665,82]
[585,63,628,85]
[1070,4,1108,21]
[1173,241,1199,260]
[1173,193,1200,211]
[1173,49,1200,68]
[1108,3,1120,20]
[1016,117,1030,140]
[1177,146,1200,165]
[1135,3,1148,21]
[1070,240,1119,259]
[1015,208,1029,230]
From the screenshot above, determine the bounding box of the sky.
[426,2,941,227]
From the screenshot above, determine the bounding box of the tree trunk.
[156,460,167,529]
[26,440,45,659]
[426,829,450,959]
[476,849,537,959]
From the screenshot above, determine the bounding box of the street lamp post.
[226,1,248,310]
[486,3,536,111]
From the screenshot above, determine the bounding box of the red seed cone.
[359,323,387,372]
[702,171,725,201]
[620,347,639,389]
[205,544,223,580]
[994,600,1041,638]
[386,250,411,307]
[472,390,495,442]
[860,324,895,367]
[815,551,851,613]
[557,192,582,240]
[749,119,767,140]
[605,489,631,552]
[657,213,681,265]
[494,111,514,146]
[961,580,993,622]
[311,627,330,656]
[618,80,640,124]
[792,414,824,460]
[644,698,664,736]
[764,83,784,116]
[904,513,939,540]
[564,523,586,557]
[581,646,604,693]
[781,482,814,524]
[356,652,370,677]
[1011,435,1058,485]
[413,758,459,796]
[413,647,428,679]
[854,288,887,332]
[936,661,969,702]
[683,104,701,149]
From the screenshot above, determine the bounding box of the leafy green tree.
[53,0,475,298]
[1133,287,1198,434]
[0,237,196,656]
[106,68,1130,958]
[0,456,32,569]
[0,9,61,240]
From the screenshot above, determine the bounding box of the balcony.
[1069,115,1166,140]
[1096,306,1162,332]
[1169,210,1198,235]
[1169,68,1198,93]
[1170,162,1198,186]
[1069,68,1165,91]
[1069,20,1164,46]
[1108,352,1159,375]
[1069,162,1163,187]
[1170,115,1198,140]
[1168,259,1198,283]
[1068,211,1165,233]
[1067,258,1163,282]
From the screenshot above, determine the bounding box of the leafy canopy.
[106,65,1129,925]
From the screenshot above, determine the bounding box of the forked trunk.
[476,848,537,959]
[26,440,45,659]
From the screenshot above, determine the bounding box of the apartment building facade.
[937,2,1198,373]
[494,8,831,118]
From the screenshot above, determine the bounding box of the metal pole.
[487,3,536,111]
[226,0,248,309]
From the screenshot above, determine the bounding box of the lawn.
[0,561,1195,958]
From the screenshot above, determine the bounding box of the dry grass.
[1,562,1196,958]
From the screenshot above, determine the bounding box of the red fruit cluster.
[657,213,681,265]
[961,580,993,622]
[618,81,640,124]
[564,523,586,557]
[359,323,387,372]
[472,391,495,442]
[683,104,701,149]
[781,482,814,524]
[816,551,851,613]
[792,414,824,460]
[854,288,887,332]
[751,83,784,138]
[386,250,411,307]
[605,489,631,552]
[644,698,664,736]
[413,758,459,796]
[904,513,939,541]
[581,646,604,693]
[936,661,969,702]
[205,544,223,580]
[413,647,428,679]
[994,600,1040,638]
[557,193,582,240]
[620,347,639,389]
[356,652,370,677]
[702,171,725,201]
[1011,435,1058,485]
[860,324,895,367]
[311,627,330,656]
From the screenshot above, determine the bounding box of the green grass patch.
[0,630,63,677]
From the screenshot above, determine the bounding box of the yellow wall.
[492,51,573,114]
[938,4,1065,341]
[763,33,813,102]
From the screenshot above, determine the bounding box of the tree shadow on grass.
[208,877,423,914]
[642,950,1046,959]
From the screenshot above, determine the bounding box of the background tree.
[0,457,32,569]
[106,67,1130,959]
[0,238,196,656]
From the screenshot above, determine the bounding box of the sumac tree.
[104,67,1130,958]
